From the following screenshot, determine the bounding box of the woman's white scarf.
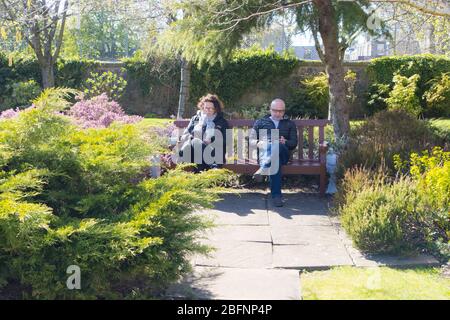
[193,111,216,140]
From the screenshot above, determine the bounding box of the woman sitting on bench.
[178,94,229,172]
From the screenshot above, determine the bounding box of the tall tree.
[158,0,448,138]
[0,0,71,88]
[158,0,386,139]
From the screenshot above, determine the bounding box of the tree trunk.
[313,0,350,140]
[177,57,191,119]
[427,22,436,54]
[40,60,55,89]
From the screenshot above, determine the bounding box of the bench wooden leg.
[319,167,327,197]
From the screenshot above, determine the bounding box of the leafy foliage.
[191,46,299,109]
[0,51,98,110]
[287,70,357,118]
[1,79,41,109]
[424,73,450,117]
[0,91,230,299]
[337,167,445,258]
[394,148,450,258]
[338,110,443,177]
[366,54,450,117]
[338,147,450,259]
[385,74,422,116]
[83,71,127,101]
[158,0,274,66]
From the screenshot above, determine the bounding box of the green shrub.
[55,58,99,89]
[82,71,127,101]
[339,170,425,254]
[1,80,41,109]
[190,46,299,109]
[385,74,422,116]
[290,72,329,118]
[339,148,449,259]
[287,70,356,119]
[122,53,180,97]
[0,90,230,298]
[394,147,450,259]
[424,73,450,118]
[366,54,450,117]
[366,83,390,115]
[0,52,98,105]
[234,104,270,119]
[0,166,228,299]
[0,52,41,105]
[338,110,442,177]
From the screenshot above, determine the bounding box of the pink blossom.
[0,108,21,119]
[68,93,143,128]
[0,105,36,119]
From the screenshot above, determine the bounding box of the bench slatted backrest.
[174,119,330,163]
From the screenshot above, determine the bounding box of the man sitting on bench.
[249,99,298,207]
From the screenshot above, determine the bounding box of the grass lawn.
[301,266,450,300]
[140,118,173,127]
[428,118,450,132]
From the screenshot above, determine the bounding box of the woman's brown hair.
[197,94,224,113]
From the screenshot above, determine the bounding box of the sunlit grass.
[301,266,450,300]
[140,118,173,127]
[428,118,450,132]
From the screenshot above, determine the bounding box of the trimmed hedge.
[1,48,299,114]
[366,54,450,117]
[190,47,299,108]
[3,51,450,118]
[0,52,99,110]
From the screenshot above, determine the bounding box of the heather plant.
[339,171,425,255]
[0,107,21,119]
[337,109,441,177]
[338,148,449,260]
[68,93,142,128]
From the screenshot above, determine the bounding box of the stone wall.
[96,61,370,119]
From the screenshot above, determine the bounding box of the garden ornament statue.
[326,134,348,194]
[326,146,338,194]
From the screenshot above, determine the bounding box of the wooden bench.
[173,119,330,196]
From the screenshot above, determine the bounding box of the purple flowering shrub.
[0,108,21,119]
[0,105,36,119]
[68,93,143,128]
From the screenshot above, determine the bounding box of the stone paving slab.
[194,240,273,269]
[270,225,341,245]
[196,193,269,226]
[267,193,330,214]
[201,225,272,243]
[167,266,301,300]
[268,210,332,226]
[179,193,442,300]
[196,209,269,226]
[272,243,354,269]
[351,252,441,268]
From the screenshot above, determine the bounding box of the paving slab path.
[167,191,440,300]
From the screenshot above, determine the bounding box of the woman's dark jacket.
[183,111,229,163]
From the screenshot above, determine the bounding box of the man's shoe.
[272,196,283,207]
[253,167,269,182]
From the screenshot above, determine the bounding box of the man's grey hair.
[270,98,285,108]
